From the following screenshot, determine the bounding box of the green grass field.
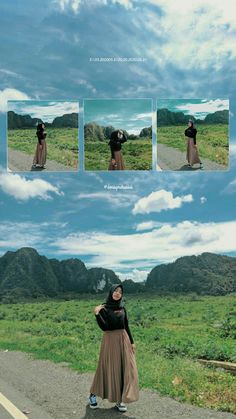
[0,294,235,413]
[157,124,229,166]
[8,128,79,168]
[84,139,152,170]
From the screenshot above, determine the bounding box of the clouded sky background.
[0,0,236,282]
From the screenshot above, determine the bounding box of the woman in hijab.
[32,122,47,169]
[89,283,139,412]
[185,120,203,169]
[108,129,127,170]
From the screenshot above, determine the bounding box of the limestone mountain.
[146,252,236,295]
[0,247,120,301]
[157,108,229,126]
[7,111,78,129]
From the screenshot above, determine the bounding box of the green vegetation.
[8,128,78,168]
[157,124,228,166]
[0,294,235,413]
[84,139,152,170]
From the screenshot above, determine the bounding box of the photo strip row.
[7,99,229,172]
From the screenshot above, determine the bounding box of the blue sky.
[8,101,79,123]
[157,99,229,120]
[84,99,152,135]
[0,0,236,282]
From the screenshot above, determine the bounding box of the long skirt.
[90,329,139,403]
[33,140,47,166]
[186,137,201,165]
[108,150,125,170]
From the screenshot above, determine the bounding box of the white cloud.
[0,222,66,252]
[134,112,153,120]
[77,191,138,207]
[176,99,229,118]
[55,0,133,13]
[132,190,193,215]
[52,220,236,269]
[143,0,236,70]
[222,178,236,194]
[0,173,64,201]
[0,88,30,113]
[117,269,148,283]
[127,128,142,135]
[200,196,207,204]
[135,221,164,231]
[8,101,79,123]
[0,69,21,78]
[53,0,236,71]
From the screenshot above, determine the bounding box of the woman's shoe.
[115,402,127,412]
[199,162,203,169]
[89,393,98,409]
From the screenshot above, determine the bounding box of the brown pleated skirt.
[90,329,139,403]
[33,140,47,166]
[186,137,201,165]
[108,150,125,170]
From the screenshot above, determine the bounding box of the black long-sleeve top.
[36,129,47,145]
[95,307,134,344]
[109,131,127,158]
[185,127,197,145]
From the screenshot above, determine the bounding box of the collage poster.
[0,1,235,418]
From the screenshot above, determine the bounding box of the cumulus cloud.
[0,173,63,201]
[0,88,30,112]
[52,220,236,269]
[132,190,193,215]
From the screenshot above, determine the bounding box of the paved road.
[0,350,235,419]
[157,144,228,171]
[8,150,78,172]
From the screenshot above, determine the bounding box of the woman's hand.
[39,144,43,150]
[131,343,136,353]
[94,304,105,315]
[112,158,116,166]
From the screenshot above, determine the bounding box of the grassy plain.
[8,128,78,168]
[157,124,229,166]
[0,294,235,413]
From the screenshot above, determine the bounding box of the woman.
[108,129,127,170]
[32,123,47,169]
[185,120,203,169]
[89,284,139,412]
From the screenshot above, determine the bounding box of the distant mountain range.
[157,109,229,126]
[146,252,236,295]
[0,248,235,302]
[84,121,152,141]
[7,111,79,129]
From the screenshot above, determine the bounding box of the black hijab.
[37,123,44,131]
[104,283,124,310]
